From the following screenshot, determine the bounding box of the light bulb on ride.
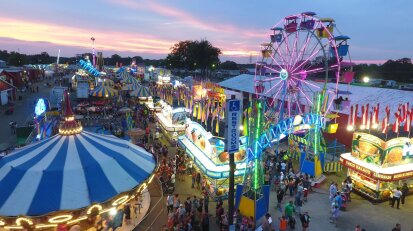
[372,123,378,129]
[362,76,370,83]
[347,125,354,131]
[360,124,366,130]
[109,207,117,216]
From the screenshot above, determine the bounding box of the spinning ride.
[237,12,351,220]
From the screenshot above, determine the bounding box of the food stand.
[178,121,248,200]
[340,132,413,201]
[155,104,190,143]
[145,98,163,113]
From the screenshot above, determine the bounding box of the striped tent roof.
[0,131,155,216]
[90,85,118,97]
[122,83,141,91]
[121,75,140,85]
[117,70,129,79]
[130,86,151,98]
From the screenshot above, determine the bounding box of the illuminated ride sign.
[246,113,325,158]
[35,98,47,117]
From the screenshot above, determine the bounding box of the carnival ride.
[237,12,352,220]
[79,59,100,77]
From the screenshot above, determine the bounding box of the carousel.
[0,91,156,230]
[177,121,248,200]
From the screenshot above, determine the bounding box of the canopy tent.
[117,70,129,79]
[0,130,156,216]
[121,75,140,85]
[90,85,118,97]
[96,78,114,87]
[122,83,141,91]
[130,86,151,98]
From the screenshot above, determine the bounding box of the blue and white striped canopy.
[130,86,151,98]
[0,131,155,216]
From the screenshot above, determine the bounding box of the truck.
[380,80,397,88]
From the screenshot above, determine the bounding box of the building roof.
[0,79,17,91]
[219,74,413,122]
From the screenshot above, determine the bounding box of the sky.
[0,0,412,64]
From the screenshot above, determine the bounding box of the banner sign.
[226,99,242,154]
[340,157,413,181]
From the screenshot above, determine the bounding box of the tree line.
[1,43,412,83]
[0,50,164,67]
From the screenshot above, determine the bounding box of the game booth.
[340,132,413,202]
[178,121,248,200]
[155,103,191,143]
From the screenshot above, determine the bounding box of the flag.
[404,109,411,132]
[366,111,371,129]
[393,112,400,133]
[381,115,388,133]
[361,105,366,127]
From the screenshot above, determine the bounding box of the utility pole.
[225,95,242,229]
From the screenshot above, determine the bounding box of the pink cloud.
[111,0,263,39]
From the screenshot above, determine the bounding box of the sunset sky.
[0,0,412,63]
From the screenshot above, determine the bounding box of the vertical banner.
[225,99,242,154]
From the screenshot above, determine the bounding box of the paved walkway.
[0,78,59,149]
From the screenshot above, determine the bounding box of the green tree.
[166,40,221,72]
[219,60,238,70]
[110,54,122,66]
[8,52,26,66]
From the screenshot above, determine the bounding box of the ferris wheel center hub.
[280,69,289,80]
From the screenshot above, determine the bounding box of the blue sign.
[35,98,47,117]
[229,100,240,112]
[226,99,242,153]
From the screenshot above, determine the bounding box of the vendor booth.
[178,121,248,200]
[155,104,190,143]
[340,132,413,202]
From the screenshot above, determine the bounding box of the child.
[279,216,288,231]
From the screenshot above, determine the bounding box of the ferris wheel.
[254,12,351,123]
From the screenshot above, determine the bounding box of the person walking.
[330,204,340,227]
[391,187,402,209]
[276,188,285,212]
[167,194,174,213]
[284,201,295,221]
[299,212,310,231]
[261,213,273,231]
[401,183,409,205]
[201,212,210,231]
[329,182,337,203]
[278,216,288,231]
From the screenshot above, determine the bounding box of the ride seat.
[300,20,315,30]
[270,34,283,43]
[285,22,297,33]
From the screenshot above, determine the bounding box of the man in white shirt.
[281,161,287,174]
[167,194,174,213]
[392,187,402,209]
